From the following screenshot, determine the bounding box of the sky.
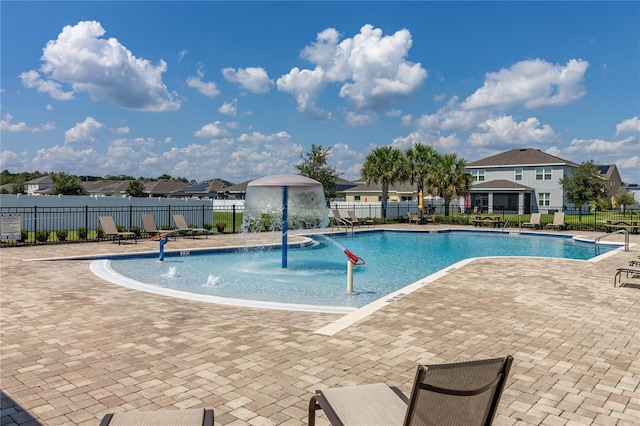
[1,1,639,185]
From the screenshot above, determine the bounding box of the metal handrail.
[501,218,510,233]
[595,229,629,255]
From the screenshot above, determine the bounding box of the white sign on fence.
[0,213,22,240]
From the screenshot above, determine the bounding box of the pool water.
[105,230,614,309]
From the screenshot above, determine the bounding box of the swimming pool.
[96,230,616,312]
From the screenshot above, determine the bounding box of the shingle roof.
[344,181,416,193]
[470,179,535,191]
[467,148,577,168]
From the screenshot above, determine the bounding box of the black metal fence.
[0,204,244,246]
[2,202,637,247]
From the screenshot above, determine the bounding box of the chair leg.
[308,395,319,426]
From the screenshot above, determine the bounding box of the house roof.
[596,164,619,180]
[467,148,577,168]
[470,179,535,191]
[344,181,417,194]
[169,178,234,197]
[26,175,54,184]
[144,179,186,194]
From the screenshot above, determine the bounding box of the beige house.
[344,181,418,203]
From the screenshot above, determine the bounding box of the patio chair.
[408,212,421,224]
[172,214,210,239]
[331,209,353,229]
[545,212,565,230]
[100,408,214,426]
[142,213,176,240]
[98,216,137,245]
[521,213,541,229]
[348,210,375,227]
[309,355,513,426]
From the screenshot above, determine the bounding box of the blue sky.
[1,1,639,184]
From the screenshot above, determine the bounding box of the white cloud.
[19,70,74,101]
[222,67,273,94]
[194,121,231,139]
[344,111,376,127]
[218,99,238,116]
[187,69,220,98]
[276,67,331,120]
[112,126,130,134]
[21,21,179,111]
[1,114,55,132]
[178,50,188,62]
[467,115,559,147]
[615,116,640,137]
[562,136,635,155]
[462,59,589,110]
[64,116,104,145]
[277,24,427,118]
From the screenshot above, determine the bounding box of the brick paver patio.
[1,225,639,425]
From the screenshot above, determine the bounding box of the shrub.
[20,229,29,242]
[35,230,50,243]
[130,226,141,237]
[77,226,88,240]
[96,227,104,240]
[215,223,226,233]
[203,223,213,231]
[55,229,68,242]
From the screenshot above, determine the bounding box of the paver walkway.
[1,226,639,425]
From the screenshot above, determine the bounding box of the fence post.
[129,205,133,229]
[232,204,237,233]
[202,205,205,228]
[85,206,89,240]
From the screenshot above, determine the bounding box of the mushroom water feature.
[242,174,331,268]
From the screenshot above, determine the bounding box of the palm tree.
[424,153,472,216]
[361,146,408,222]
[405,144,439,218]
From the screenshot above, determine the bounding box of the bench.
[614,268,640,288]
[604,220,639,234]
[472,216,503,228]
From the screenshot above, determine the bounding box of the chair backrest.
[332,209,343,219]
[173,214,189,229]
[404,355,513,426]
[553,212,564,225]
[98,216,119,234]
[529,213,541,224]
[141,214,158,232]
[347,210,359,223]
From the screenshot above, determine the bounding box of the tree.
[361,146,408,221]
[125,180,146,197]
[52,172,86,195]
[405,144,439,217]
[614,188,636,214]
[424,153,471,217]
[559,161,605,220]
[293,144,341,204]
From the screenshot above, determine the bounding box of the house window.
[515,168,522,181]
[472,170,485,182]
[536,167,552,180]
[354,195,361,201]
[538,193,550,207]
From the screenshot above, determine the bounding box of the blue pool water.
[105,230,614,309]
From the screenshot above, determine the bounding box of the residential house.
[344,181,416,203]
[168,178,234,198]
[25,176,54,195]
[83,179,187,197]
[466,148,579,214]
[597,164,623,204]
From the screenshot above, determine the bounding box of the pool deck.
[1,225,639,425]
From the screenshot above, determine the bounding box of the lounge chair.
[348,210,374,227]
[521,213,541,229]
[98,216,137,245]
[408,212,421,224]
[100,408,214,426]
[309,355,513,426]
[545,212,565,230]
[172,214,209,238]
[142,213,176,240]
[331,209,353,229]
